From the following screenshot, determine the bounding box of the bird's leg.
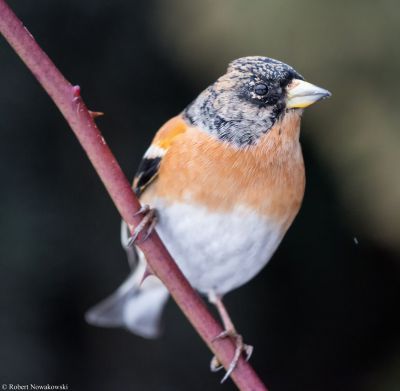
[208,291,253,383]
[126,205,157,246]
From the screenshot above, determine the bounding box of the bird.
[86,56,331,381]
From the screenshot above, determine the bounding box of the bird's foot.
[210,329,253,383]
[127,205,157,245]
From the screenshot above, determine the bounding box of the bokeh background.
[1,1,400,390]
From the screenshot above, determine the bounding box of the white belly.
[152,199,284,295]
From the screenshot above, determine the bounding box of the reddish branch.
[0,2,268,390]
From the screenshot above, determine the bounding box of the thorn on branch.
[72,85,84,113]
[72,84,81,97]
[89,110,104,119]
[139,265,155,286]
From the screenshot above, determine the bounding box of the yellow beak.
[286,79,331,109]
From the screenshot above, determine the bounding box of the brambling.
[86,56,331,381]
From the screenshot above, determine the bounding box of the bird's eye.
[254,83,268,96]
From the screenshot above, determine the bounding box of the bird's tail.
[85,256,169,339]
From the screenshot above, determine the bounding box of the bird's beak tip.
[286,79,331,109]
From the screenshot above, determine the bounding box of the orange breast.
[141,111,305,230]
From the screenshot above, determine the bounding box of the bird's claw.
[210,329,253,383]
[127,205,157,246]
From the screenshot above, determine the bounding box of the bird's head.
[184,56,331,147]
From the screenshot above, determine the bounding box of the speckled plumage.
[184,56,303,147]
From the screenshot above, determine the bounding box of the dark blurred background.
[1,1,400,390]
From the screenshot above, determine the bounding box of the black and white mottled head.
[183,56,330,147]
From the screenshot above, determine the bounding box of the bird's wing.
[89,118,188,338]
[120,115,188,270]
[133,115,188,196]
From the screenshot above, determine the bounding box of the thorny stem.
[0,2,268,390]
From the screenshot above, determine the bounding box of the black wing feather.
[134,157,162,196]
